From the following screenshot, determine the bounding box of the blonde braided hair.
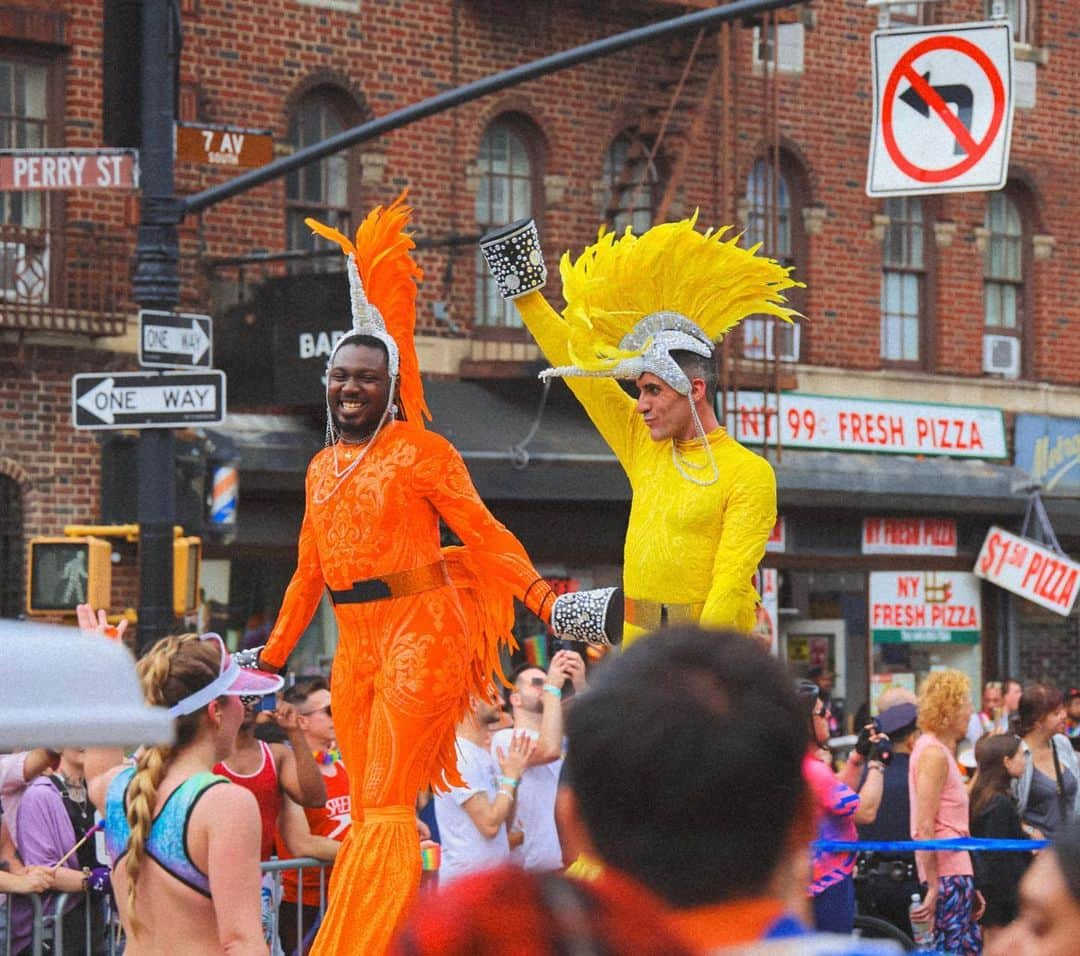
[124,633,220,935]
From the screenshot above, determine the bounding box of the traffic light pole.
[132,0,182,656]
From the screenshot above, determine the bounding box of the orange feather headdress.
[305,191,431,426]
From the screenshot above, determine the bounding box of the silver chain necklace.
[671,397,719,487]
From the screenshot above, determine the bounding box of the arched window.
[880,196,925,365]
[286,92,351,271]
[603,132,655,235]
[983,191,1025,378]
[743,157,801,361]
[474,116,541,328]
[0,475,23,618]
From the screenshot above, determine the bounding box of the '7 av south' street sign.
[72,371,226,430]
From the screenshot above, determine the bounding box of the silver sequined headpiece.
[539,311,713,395]
[324,253,400,448]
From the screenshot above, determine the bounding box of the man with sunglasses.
[275,678,350,956]
[492,652,587,873]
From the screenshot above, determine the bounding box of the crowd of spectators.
[8,620,1080,955]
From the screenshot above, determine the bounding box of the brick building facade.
[3,0,1080,716]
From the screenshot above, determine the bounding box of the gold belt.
[329,560,450,605]
[624,596,705,630]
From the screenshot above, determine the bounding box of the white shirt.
[491,727,563,872]
[434,737,509,886]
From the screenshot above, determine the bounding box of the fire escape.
[604,5,805,460]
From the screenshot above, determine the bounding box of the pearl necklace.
[671,398,719,487]
[314,409,392,505]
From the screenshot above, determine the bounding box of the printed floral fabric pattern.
[262,420,551,954]
[517,292,776,642]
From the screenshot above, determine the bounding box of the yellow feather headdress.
[555,213,802,376]
[305,191,431,426]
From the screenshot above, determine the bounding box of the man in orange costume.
[258,196,559,954]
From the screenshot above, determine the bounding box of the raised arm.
[270,706,328,808]
[262,482,324,671]
[461,733,535,838]
[513,291,638,467]
[701,454,777,633]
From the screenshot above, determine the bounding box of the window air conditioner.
[983,334,1020,378]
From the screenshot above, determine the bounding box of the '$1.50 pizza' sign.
[975,526,1080,617]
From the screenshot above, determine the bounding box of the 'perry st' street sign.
[72,371,226,430]
[139,310,213,369]
[0,148,139,191]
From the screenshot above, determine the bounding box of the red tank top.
[276,760,351,906]
[214,740,281,860]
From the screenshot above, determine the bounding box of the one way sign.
[139,309,213,369]
[72,370,226,430]
[867,21,1014,197]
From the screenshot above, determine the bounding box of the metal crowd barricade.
[1,858,330,956]
[261,857,331,956]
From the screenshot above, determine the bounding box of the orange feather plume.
[306,190,430,426]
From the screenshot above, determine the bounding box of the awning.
[775,449,1029,514]
[211,382,1080,530]
[211,379,629,502]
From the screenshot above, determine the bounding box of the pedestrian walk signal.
[26,537,112,616]
[174,536,202,616]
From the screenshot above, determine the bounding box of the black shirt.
[857,752,911,846]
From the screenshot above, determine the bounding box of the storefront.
[739,390,1023,730]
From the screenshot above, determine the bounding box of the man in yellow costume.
[480,216,799,645]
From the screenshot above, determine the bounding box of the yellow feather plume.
[558,214,802,371]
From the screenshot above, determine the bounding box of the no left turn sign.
[867,21,1014,197]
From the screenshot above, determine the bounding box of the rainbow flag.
[522,634,550,669]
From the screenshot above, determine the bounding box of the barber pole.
[210,465,238,527]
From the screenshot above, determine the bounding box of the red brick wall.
[4,0,1080,602]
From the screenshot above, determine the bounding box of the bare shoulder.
[88,764,128,813]
[198,779,260,825]
[918,744,949,775]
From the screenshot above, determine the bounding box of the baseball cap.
[878,702,918,735]
[167,633,283,718]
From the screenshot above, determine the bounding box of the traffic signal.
[173,536,202,616]
[26,537,112,616]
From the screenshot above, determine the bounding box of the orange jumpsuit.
[262,420,552,954]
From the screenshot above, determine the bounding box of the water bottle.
[909,892,933,950]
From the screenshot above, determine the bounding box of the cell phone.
[549,639,582,699]
[254,693,277,714]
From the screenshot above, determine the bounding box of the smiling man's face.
[327,341,391,441]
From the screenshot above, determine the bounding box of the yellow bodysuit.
[515,291,777,644]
